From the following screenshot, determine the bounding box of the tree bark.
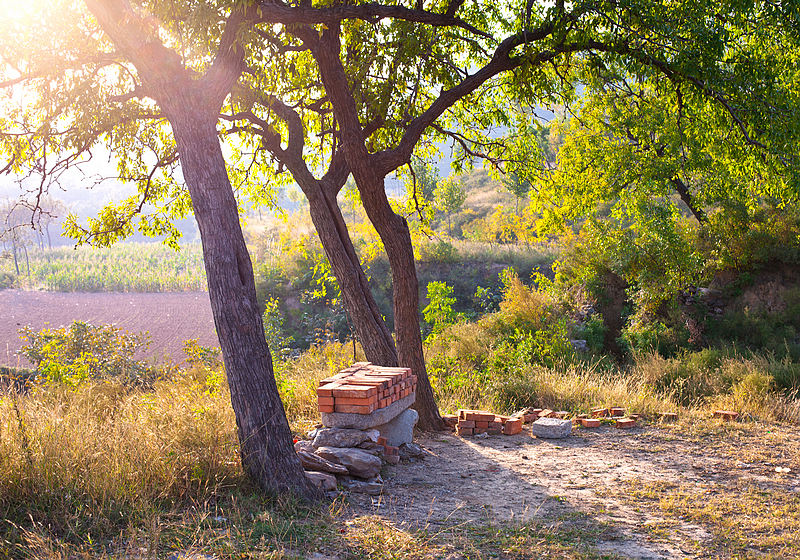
[169,111,318,499]
[298,177,398,367]
[670,178,706,224]
[354,174,444,430]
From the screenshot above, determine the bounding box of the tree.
[433,177,466,236]
[5,0,798,448]
[0,0,321,498]
[221,0,800,430]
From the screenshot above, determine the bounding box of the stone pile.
[317,362,417,414]
[301,362,424,495]
[297,427,426,494]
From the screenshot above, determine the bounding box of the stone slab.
[321,392,416,429]
[374,407,418,447]
[531,417,572,439]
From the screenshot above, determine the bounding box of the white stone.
[374,407,418,447]
[531,417,572,439]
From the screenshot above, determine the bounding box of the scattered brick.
[503,418,523,435]
[456,426,474,436]
[580,418,601,428]
[591,407,609,418]
[610,407,626,417]
[659,412,679,422]
[553,411,570,419]
[442,414,458,428]
[615,417,636,429]
[539,409,554,418]
[713,410,739,421]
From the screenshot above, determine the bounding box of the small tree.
[433,177,467,237]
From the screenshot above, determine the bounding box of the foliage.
[423,281,458,337]
[18,321,157,386]
[263,296,295,360]
[433,177,467,236]
[0,242,206,292]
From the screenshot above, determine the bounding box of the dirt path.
[0,289,217,367]
[346,422,800,559]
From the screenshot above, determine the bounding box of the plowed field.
[1,290,217,367]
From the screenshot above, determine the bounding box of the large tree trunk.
[170,111,318,499]
[300,178,398,367]
[355,175,444,431]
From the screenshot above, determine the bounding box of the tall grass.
[0,370,241,554]
[2,242,206,292]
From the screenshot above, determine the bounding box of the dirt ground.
[0,289,217,367]
[346,421,800,559]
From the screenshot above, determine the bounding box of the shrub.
[18,321,157,386]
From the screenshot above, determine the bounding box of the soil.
[0,289,217,367]
[346,422,800,559]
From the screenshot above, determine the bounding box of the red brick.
[336,396,377,406]
[442,415,458,428]
[456,426,474,436]
[332,384,377,398]
[615,418,636,429]
[335,403,376,414]
[459,420,476,429]
[539,409,554,419]
[475,421,489,429]
[713,410,739,421]
[610,407,625,417]
[503,418,523,435]
[554,411,570,419]
[591,407,609,418]
[319,405,335,413]
[488,420,502,430]
[318,396,334,406]
[316,382,340,397]
[580,418,600,428]
[659,412,678,422]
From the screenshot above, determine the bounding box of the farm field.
[0,289,217,367]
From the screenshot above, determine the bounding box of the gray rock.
[304,470,338,492]
[399,442,426,460]
[314,446,382,479]
[321,392,416,429]
[312,427,371,449]
[340,476,383,495]
[294,440,315,454]
[374,407,418,447]
[297,450,348,475]
[364,429,381,442]
[531,417,572,438]
[570,339,589,352]
[356,441,385,454]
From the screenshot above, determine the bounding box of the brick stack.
[455,409,523,436]
[317,362,417,414]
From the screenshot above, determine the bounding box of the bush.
[19,321,158,386]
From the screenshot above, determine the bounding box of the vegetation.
[0,242,206,292]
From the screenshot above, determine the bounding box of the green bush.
[19,321,158,386]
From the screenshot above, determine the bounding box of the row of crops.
[1,242,207,292]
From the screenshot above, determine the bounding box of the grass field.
[1,242,206,292]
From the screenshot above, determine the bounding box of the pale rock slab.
[320,392,416,429]
[531,417,572,439]
[374,407,418,447]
